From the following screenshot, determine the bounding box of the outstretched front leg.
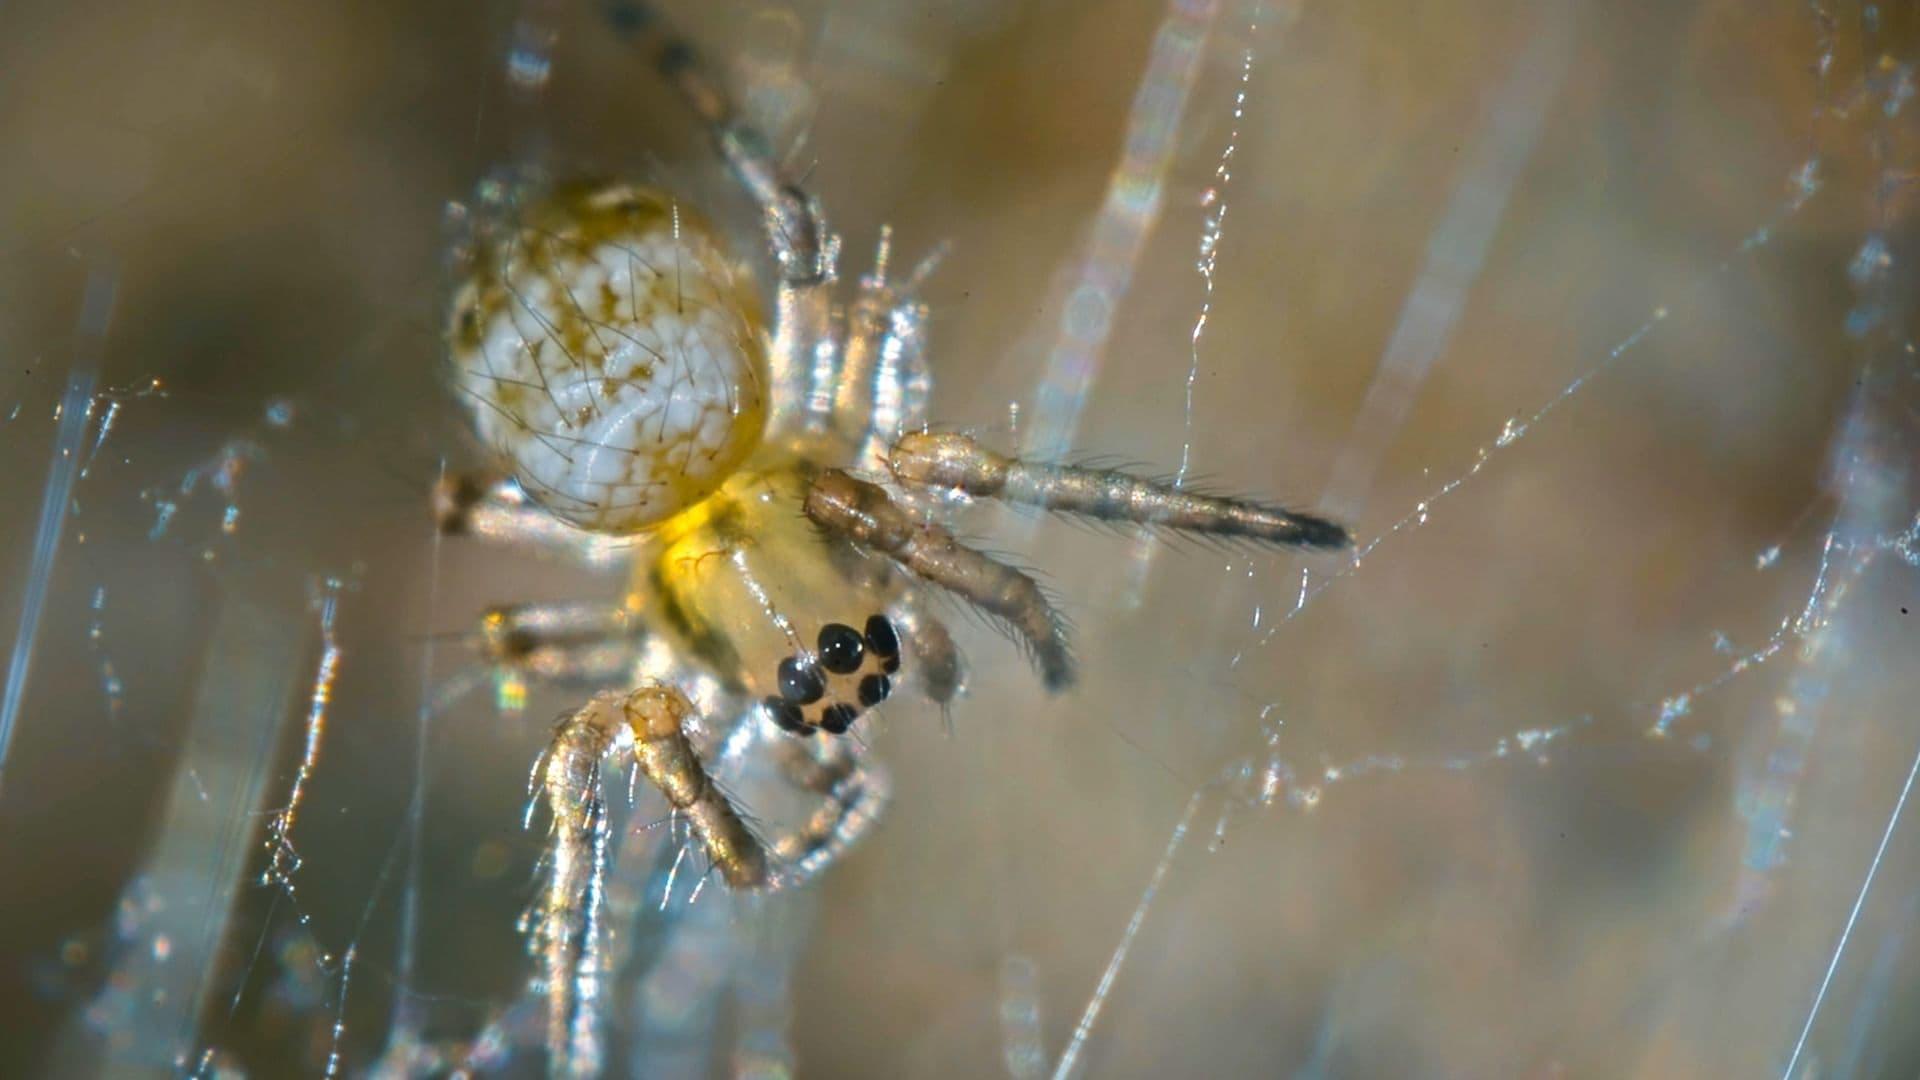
[887,433,1352,550]
[804,470,1077,691]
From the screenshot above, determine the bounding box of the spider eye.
[816,622,865,674]
[447,182,769,534]
[776,656,826,705]
[863,614,899,659]
[761,695,807,734]
[818,703,859,735]
[857,673,891,708]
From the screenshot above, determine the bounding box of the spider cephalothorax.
[438,4,1349,1070]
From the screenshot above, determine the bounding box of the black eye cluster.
[763,614,900,736]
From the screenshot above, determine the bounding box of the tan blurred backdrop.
[1,0,1917,1076]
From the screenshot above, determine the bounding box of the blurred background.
[1,0,1917,1075]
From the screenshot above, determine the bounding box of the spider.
[436,2,1348,1067]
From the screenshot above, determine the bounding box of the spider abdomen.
[448,182,770,534]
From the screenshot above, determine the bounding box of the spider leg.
[433,469,635,569]
[834,226,938,469]
[766,735,893,886]
[525,678,893,1073]
[531,685,766,1067]
[478,601,647,688]
[887,432,1353,550]
[531,703,617,1075]
[804,469,1076,691]
[623,686,773,888]
[538,687,769,946]
[890,598,966,709]
[601,1,827,286]
[600,1,843,439]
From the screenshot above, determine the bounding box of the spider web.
[0,0,1916,1077]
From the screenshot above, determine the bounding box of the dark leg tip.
[1294,514,1352,549]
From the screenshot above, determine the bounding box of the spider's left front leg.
[803,469,1077,691]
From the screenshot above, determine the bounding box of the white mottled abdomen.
[448,183,768,534]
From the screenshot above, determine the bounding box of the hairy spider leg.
[547,687,771,890]
[601,0,827,285]
[533,699,619,1075]
[766,736,894,885]
[888,431,1352,550]
[601,0,843,443]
